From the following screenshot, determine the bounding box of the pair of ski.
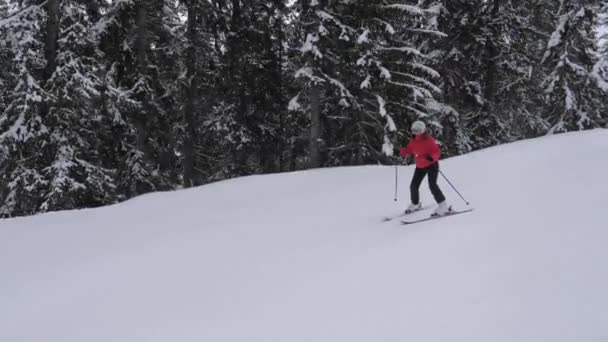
[382,205,474,225]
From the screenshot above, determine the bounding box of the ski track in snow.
[1,129,608,342]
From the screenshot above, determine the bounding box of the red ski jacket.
[399,133,441,169]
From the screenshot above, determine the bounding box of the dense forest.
[0,0,606,217]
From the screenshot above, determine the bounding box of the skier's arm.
[428,138,441,162]
[399,146,409,157]
[399,141,411,157]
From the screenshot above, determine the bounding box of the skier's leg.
[410,168,426,205]
[427,163,446,203]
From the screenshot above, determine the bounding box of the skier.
[399,120,451,216]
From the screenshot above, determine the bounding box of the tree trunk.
[309,85,322,168]
[276,4,286,172]
[133,1,151,194]
[44,0,60,82]
[134,0,149,157]
[303,0,324,169]
[183,0,199,187]
[483,0,501,108]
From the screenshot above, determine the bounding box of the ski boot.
[431,201,452,217]
[404,202,422,214]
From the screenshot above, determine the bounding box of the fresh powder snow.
[1,130,608,342]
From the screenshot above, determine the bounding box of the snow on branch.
[382,135,394,156]
[360,75,372,89]
[404,28,447,38]
[389,81,434,99]
[564,57,588,77]
[404,104,429,118]
[371,18,396,35]
[382,3,442,16]
[0,1,47,28]
[543,10,573,62]
[322,72,356,102]
[357,52,372,66]
[382,4,424,16]
[385,115,397,132]
[563,84,577,111]
[288,94,303,111]
[376,62,392,80]
[592,63,608,92]
[377,46,426,58]
[407,62,441,79]
[91,16,119,40]
[316,10,356,41]
[376,95,387,117]
[425,98,459,117]
[426,3,443,15]
[376,95,397,156]
[295,67,326,84]
[357,29,370,44]
[301,33,323,59]
[391,70,442,94]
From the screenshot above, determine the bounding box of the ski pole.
[439,169,470,205]
[394,164,398,201]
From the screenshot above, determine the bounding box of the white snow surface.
[2,130,608,342]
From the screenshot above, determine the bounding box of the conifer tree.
[0,1,48,216]
[593,3,608,94]
[96,0,181,196]
[541,0,604,133]
[291,0,447,166]
[41,1,116,211]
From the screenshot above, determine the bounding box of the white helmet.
[411,120,426,134]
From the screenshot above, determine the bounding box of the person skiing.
[399,120,451,216]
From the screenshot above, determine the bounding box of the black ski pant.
[410,162,446,205]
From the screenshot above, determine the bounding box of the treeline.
[0,0,606,217]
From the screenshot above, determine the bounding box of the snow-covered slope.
[2,130,608,342]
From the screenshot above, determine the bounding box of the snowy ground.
[1,129,608,342]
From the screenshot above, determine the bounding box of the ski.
[381,205,431,222]
[400,208,474,225]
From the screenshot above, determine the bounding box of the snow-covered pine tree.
[199,0,257,180]
[0,0,13,212]
[495,0,551,139]
[517,0,558,136]
[593,4,608,127]
[291,0,447,167]
[430,0,547,151]
[281,4,312,171]
[593,3,608,94]
[425,1,487,150]
[95,0,181,197]
[0,1,49,216]
[252,0,292,174]
[178,0,208,188]
[199,0,290,180]
[289,0,329,168]
[40,1,117,212]
[541,0,604,133]
[0,0,10,116]
[349,1,451,164]
[270,2,301,173]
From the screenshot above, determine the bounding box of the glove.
[425,155,434,162]
[406,156,414,165]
